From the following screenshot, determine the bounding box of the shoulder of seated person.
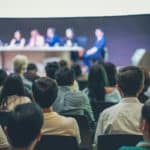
[105,87,115,94]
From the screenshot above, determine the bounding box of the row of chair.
[35,134,143,150]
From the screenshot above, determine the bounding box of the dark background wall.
[0,14,150,66]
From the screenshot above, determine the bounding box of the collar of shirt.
[121,97,140,104]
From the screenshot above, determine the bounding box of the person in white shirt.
[94,66,145,144]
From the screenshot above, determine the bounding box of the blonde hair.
[13,55,28,74]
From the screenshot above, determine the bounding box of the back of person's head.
[88,63,109,101]
[55,67,75,86]
[0,74,25,106]
[27,63,38,72]
[103,62,117,87]
[6,103,43,149]
[13,55,28,74]
[71,63,82,79]
[59,59,68,68]
[32,77,58,109]
[45,62,59,79]
[0,69,7,86]
[118,66,144,97]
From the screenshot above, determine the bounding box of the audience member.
[24,63,39,83]
[28,29,45,47]
[0,74,31,111]
[13,55,32,93]
[5,103,43,150]
[120,100,150,150]
[83,63,121,103]
[53,67,95,127]
[59,59,68,68]
[0,126,9,149]
[45,61,59,79]
[0,69,7,92]
[45,27,60,46]
[94,66,144,144]
[32,77,81,144]
[10,30,26,47]
[138,68,150,103]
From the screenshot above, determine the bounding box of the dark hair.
[104,62,117,86]
[27,63,38,72]
[55,67,75,86]
[0,74,26,106]
[45,62,59,79]
[138,68,150,103]
[118,66,144,97]
[32,77,58,108]
[7,103,43,148]
[59,60,68,68]
[88,64,109,101]
[71,63,82,79]
[0,69,7,86]
[142,100,150,124]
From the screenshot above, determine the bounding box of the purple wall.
[0,14,149,66]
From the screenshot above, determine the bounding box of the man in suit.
[84,28,106,67]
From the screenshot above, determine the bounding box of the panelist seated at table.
[45,27,60,47]
[63,28,79,62]
[84,28,106,67]
[10,30,26,47]
[28,29,45,47]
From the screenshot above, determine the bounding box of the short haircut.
[32,77,58,108]
[118,66,144,97]
[59,59,68,68]
[141,100,150,124]
[45,62,59,79]
[104,62,117,86]
[71,63,82,78]
[55,67,75,86]
[7,103,43,148]
[13,55,28,74]
[0,69,7,86]
[27,63,38,72]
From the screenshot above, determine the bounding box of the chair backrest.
[97,134,143,150]
[91,102,115,121]
[61,115,93,150]
[35,135,79,150]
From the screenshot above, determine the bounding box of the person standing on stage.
[28,29,45,47]
[45,27,60,47]
[10,30,26,47]
[84,28,106,67]
[63,28,79,62]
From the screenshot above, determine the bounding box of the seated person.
[0,74,31,111]
[53,67,95,127]
[94,66,144,144]
[5,103,43,150]
[10,30,26,47]
[84,28,106,67]
[32,77,81,144]
[138,68,150,103]
[45,61,60,79]
[28,29,45,47]
[63,28,79,62]
[120,100,150,150]
[45,27,60,46]
[0,126,9,150]
[24,63,39,83]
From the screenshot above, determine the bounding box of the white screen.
[0,0,150,17]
